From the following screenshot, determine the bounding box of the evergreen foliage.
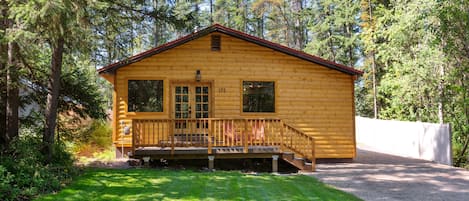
[0,2,468,200]
[0,133,78,200]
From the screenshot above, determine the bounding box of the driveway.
[310,148,469,201]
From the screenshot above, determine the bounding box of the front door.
[172,83,211,136]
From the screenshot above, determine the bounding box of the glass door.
[173,83,210,135]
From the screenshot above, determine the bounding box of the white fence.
[355,116,452,165]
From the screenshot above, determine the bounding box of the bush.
[0,134,79,201]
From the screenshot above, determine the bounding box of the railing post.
[208,119,212,154]
[244,119,248,153]
[170,119,175,155]
[280,120,285,151]
[132,120,136,156]
[311,138,316,171]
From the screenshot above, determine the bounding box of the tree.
[0,0,8,148]
[1,0,20,147]
[359,0,378,118]
[304,0,361,66]
[437,0,469,167]
[9,0,96,161]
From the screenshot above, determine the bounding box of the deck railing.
[132,118,314,162]
[282,123,316,162]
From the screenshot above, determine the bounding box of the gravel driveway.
[310,148,469,201]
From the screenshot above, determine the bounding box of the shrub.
[0,134,78,201]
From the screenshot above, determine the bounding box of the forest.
[0,0,468,199]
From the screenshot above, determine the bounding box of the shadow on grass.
[36,168,361,201]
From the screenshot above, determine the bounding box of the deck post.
[272,155,279,173]
[208,119,212,154]
[208,155,215,170]
[244,119,248,153]
[170,119,175,155]
[132,120,136,156]
[142,156,150,167]
[279,120,285,151]
[311,139,316,172]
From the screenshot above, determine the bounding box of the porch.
[130,118,316,171]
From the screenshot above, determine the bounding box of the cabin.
[97,24,363,172]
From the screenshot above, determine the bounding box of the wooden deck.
[131,118,316,171]
[133,146,281,159]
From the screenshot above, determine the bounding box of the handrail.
[281,122,316,162]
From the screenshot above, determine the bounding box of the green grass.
[36,168,362,201]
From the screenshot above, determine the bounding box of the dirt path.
[310,149,469,201]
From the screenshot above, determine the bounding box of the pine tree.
[304,0,361,66]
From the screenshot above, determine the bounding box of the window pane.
[242,81,275,113]
[128,80,163,112]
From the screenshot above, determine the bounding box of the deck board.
[133,146,281,159]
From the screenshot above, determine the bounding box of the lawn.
[36,168,362,201]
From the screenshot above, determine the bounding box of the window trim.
[240,80,277,115]
[125,77,167,116]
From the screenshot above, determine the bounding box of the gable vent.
[211,35,221,51]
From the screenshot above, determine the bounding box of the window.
[243,81,275,113]
[128,80,163,112]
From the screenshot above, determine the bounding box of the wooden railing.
[132,118,314,162]
[282,123,316,163]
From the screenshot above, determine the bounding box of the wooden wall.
[110,33,356,159]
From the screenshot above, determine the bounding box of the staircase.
[280,123,316,172]
[281,152,314,172]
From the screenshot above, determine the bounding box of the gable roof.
[97,24,363,76]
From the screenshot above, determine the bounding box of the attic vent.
[211,35,221,51]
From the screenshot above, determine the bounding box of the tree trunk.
[327,6,336,62]
[153,0,159,46]
[0,0,8,148]
[292,0,303,50]
[455,73,469,166]
[43,36,64,163]
[438,64,445,124]
[0,60,6,149]
[6,41,19,141]
[345,22,354,67]
[209,0,213,24]
[367,0,378,119]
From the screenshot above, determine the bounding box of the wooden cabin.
[97,24,363,172]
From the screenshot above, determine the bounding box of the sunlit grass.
[36,168,362,201]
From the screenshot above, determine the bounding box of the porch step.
[281,153,313,172]
[282,152,294,161]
